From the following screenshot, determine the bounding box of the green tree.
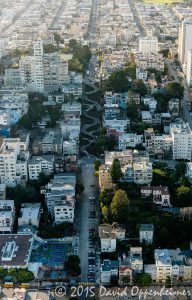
[175,162,186,178]
[165,276,171,286]
[124,62,136,79]
[135,273,152,286]
[166,82,184,99]
[147,68,162,83]
[68,58,83,72]
[108,70,129,93]
[132,79,147,96]
[110,159,123,184]
[132,122,149,134]
[76,182,84,194]
[65,255,81,276]
[127,101,138,119]
[110,275,118,286]
[175,186,192,207]
[0,268,7,279]
[94,160,101,171]
[53,33,64,45]
[159,49,170,58]
[15,270,34,283]
[102,206,109,221]
[121,276,130,285]
[43,44,58,53]
[111,189,130,223]
[152,169,168,186]
[99,188,115,207]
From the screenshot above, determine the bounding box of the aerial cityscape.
[0,0,192,299]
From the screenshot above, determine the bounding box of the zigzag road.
[80,80,101,153]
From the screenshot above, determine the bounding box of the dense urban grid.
[0,0,192,299]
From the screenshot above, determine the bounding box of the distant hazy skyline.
[144,0,184,4]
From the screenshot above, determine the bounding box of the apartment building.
[140,186,171,207]
[118,133,143,150]
[0,91,29,125]
[186,162,192,181]
[100,259,119,285]
[0,234,34,269]
[133,161,153,185]
[170,122,192,161]
[0,109,10,126]
[0,40,6,58]
[141,111,152,124]
[178,19,192,69]
[0,184,6,200]
[135,53,164,72]
[99,224,125,253]
[186,49,192,86]
[141,95,157,112]
[136,68,148,81]
[118,256,133,286]
[145,247,192,282]
[0,200,15,233]
[19,41,71,93]
[168,98,180,117]
[139,36,158,55]
[139,224,154,245]
[155,249,172,282]
[54,200,74,224]
[104,117,130,137]
[129,247,143,273]
[18,203,41,229]
[0,138,29,187]
[41,173,76,224]
[4,69,21,86]
[28,155,54,180]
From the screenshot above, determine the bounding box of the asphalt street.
[78,159,98,283]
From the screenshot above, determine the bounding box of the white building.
[99,224,125,253]
[186,162,192,181]
[129,247,143,273]
[100,259,119,285]
[0,200,15,233]
[19,41,72,93]
[104,117,130,135]
[0,184,6,200]
[54,200,74,224]
[136,68,148,81]
[4,69,21,86]
[133,162,153,185]
[0,138,29,187]
[186,49,192,86]
[139,224,154,245]
[0,109,10,126]
[0,40,6,58]
[141,111,152,124]
[118,133,143,150]
[170,122,192,161]
[139,36,158,55]
[28,155,54,180]
[178,19,192,69]
[33,40,44,93]
[41,173,76,224]
[18,203,41,228]
[155,249,172,282]
[141,186,171,207]
[142,96,157,112]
